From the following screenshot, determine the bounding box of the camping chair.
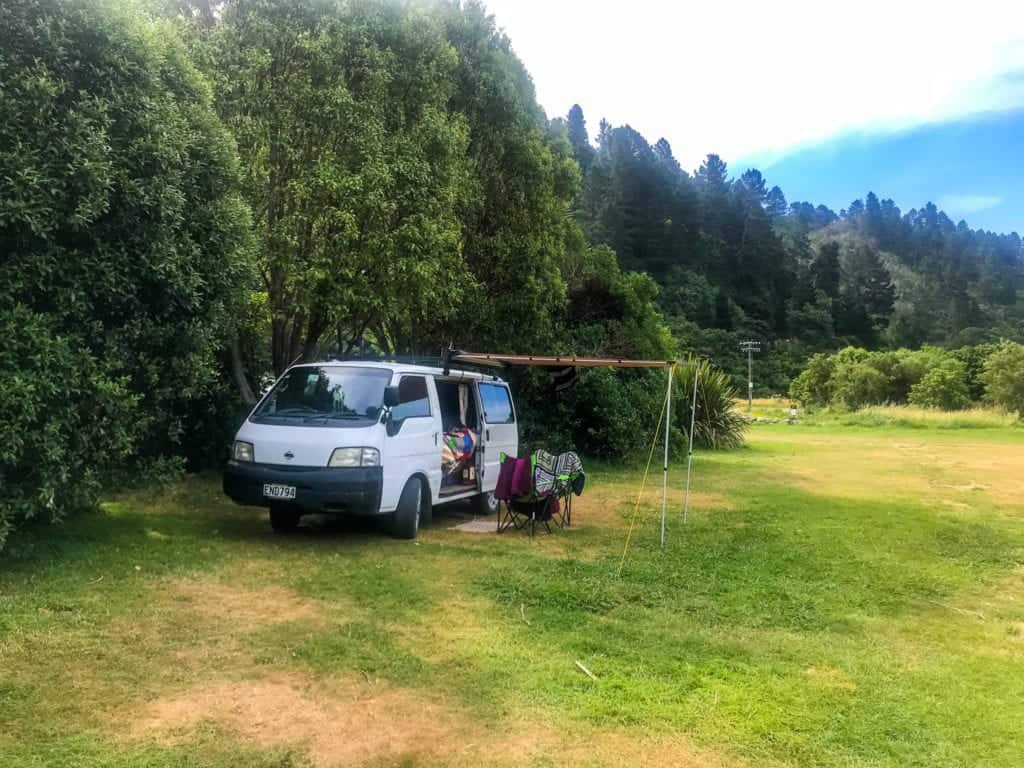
[495,450,584,536]
[550,450,583,528]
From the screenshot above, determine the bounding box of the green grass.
[818,405,1017,430]
[745,397,1022,430]
[2,424,1024,767]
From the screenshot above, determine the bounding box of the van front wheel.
[390,478,422,539]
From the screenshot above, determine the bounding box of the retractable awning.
[447,351,675,369]
[444,348,698,550]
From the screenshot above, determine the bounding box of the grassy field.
[746,397,1022,430]
[2,422,1024,767]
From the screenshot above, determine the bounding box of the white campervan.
[223,360,517,538]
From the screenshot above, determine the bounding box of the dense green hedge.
[515,358,745,460]
[0,0,253,549]
[790,342,1024,416]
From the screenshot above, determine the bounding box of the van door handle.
[434,432,438,445]
[486,429,490,441]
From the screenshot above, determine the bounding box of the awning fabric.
[448,351,675,369]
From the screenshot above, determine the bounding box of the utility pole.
[739,341,760,411]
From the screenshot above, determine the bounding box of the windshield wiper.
[303,413,363,423]
[273,407,319,416]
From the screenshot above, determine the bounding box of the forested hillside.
[562,107,1024,390]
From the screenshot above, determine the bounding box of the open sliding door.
[477,381,517,493]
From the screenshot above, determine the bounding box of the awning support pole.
[683,362,699,524]
[660,365,673,548]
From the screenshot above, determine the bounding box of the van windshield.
[251,366,392,426]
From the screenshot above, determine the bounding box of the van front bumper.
[223,461,384,515]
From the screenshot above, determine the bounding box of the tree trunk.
[300,308,329,363]
[230,335,257,406]
[271,313,288,375]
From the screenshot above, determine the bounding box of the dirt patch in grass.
[753,431,1024,510]
[129,671,461,766]
[170,578,329,631]
[578,485,732,528]
[127,670,739,768]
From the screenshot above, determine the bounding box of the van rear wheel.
[390,478,423,539]
[269,504,301,534]
[473,490,500,516]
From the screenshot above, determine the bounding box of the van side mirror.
[383,385,400,408]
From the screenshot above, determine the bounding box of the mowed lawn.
[2,424,1024,768]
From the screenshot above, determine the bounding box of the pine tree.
[839,247,897,344]
[696,153,729,190]
[567,104,595,170]
[739,168,767,203]
[814,205,838,227]
[864,191,882,236]
[765,185,787,218]
[810,241,841,298]
[653,137,681,175]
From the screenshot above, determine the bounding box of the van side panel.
[380,374,443,512]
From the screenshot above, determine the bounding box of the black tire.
[390,478,423,539]
[419,481,433,528]
[473,490,500,516]
[269,504,301,534]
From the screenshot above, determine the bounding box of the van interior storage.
[435,379,479,495]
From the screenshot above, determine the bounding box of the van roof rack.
[322,351,502,378]
[325,353,446,367]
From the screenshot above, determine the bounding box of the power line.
[739,341,761,411]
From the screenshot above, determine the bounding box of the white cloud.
[482,0,1024,170]
[939,194,1004,214]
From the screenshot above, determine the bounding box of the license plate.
[263,483,296,500]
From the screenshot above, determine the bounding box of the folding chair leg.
[497,501,515,533]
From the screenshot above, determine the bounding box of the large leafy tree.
[207,0,473,372]
[438,0,578,352]
[0,0,253,548]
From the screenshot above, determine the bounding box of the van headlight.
[328,447,380,467]
[232,440,254,462]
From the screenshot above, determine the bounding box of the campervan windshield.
[252,366,391,425]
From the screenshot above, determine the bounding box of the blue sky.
[745,109,1024,235]
[483,0,1024,235]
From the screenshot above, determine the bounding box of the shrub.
[788,344,1002,414]
[908,360,971,411]
[789,352,835,408]
[674,357,747,450]
[829,360,889,410]
[0,0,253,550]
[515,367,664,461]
[952,343,999,402]
[515,358,745,460]
[880,347,948,403]
[568,368,666,459]
[981,342,1024,417]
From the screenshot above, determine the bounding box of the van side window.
[390,376,431,421]
[480,383,514,424]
